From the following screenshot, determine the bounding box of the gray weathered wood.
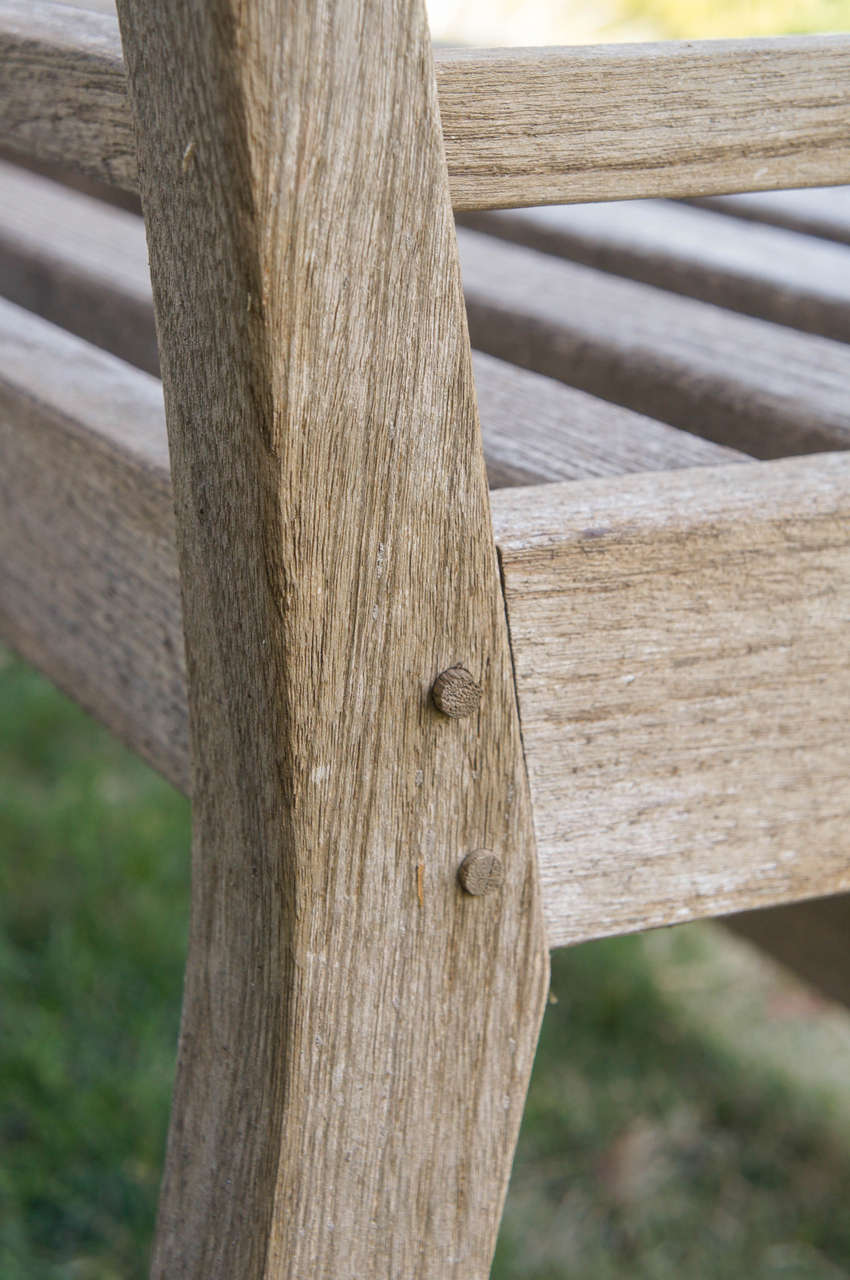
[0,0,135,189]
[475,355,742,484]
[0,297,186,787]
[0,298,732,790]
[0,159,157,372]
[459,226,850,458]
[694,186,850,246]
[4,3,850,210]
[492,453,850,948]
[0,158,737,480]
[9,298,850,956]
[115,0,548,1274]
[0,160,720,481]
[462,198,850,344]
[5,298,849,993]
[438,38,850,210]
[7,159,845,468]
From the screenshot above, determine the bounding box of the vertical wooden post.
[115,0,548,1275]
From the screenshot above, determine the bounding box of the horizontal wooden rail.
[3,1,850,209]
[0,1,134,190]
[439,40,850,209]
[3,299,849,948]
[0,159,157,371]
[462,198,850,344]
[0,298,188,788]
[495,457,850,947]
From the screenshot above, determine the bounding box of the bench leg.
[115,1,549,1275]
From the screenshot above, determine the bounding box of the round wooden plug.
[458,850,503,897]
[431,666,481,719]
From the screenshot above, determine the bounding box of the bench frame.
[2,0,850,1275]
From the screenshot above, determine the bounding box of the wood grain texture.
[4,4,850,209]
[459,227,850,458]
[462,198,850,344]
[0,298,740,797]
[0,293,737,786]
[4,294,848,994]
[0,297,186,788]
[477,299,850,1005]
[475,355,741,485]
[0,159,158,372]
[492,453,850,948]
[0,0,135,190]
[115,0,548,1276]
[437,37,850,210]
[694,186,850,246]
[0,158,728,486]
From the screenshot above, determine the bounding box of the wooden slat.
[694,186,850,246]
[492,454,850,948]
[7,159,845,468]
[3,3,850,210]
[475,355,740,485]
[0,1,135,190]
[462,198,850,343]
[438,39,850,210]
[0,297,187,789]
[459,226,850,458]
[0,159,157,372]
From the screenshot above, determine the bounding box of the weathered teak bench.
[2,1,850,1274]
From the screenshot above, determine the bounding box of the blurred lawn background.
[428,0,850,43]
[4,1,850,1277]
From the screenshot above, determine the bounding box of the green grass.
[2,649,850,1278]
[0,651,189,1279]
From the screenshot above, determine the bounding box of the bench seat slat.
[0,159,157,372]
[0,1,134,189]
[462,196,850,344]
[3,2,850,210]
[459,226,850,458]
[694,187,850,246]
[4,161,846,468]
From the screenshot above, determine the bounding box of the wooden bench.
[2,1,850,1274]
